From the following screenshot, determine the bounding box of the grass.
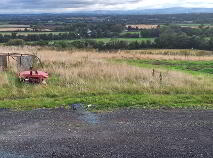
[115,58,213,77]
[0,47,213,110]
[115,59,213,75]
[26,38,155,46]
[124,49,213,56]
[120,31,140,35]
[0,93,212,111]
[176,24,213,28]
[94,38,155,42]
[47,38,155,43]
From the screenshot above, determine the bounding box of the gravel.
[0,107,212,158]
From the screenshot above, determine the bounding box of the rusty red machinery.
[19,69,48,84]
[0,53,48,84]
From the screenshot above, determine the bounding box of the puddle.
[70,104,101,124]
[70,104,84,111]
[0,151,30,158]
[0,108,9,112]
[79,111,100,124]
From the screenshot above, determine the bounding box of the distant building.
[87,29,92,37]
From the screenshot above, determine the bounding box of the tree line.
[4,24,213,51]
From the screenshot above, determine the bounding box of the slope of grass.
[0,92,212,111]
[0,47,213,110]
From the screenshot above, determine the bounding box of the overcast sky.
[1,0,213,13]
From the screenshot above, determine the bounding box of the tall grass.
[0,46,213,109]
[0,72,9,86]
[35,49,213,94]
[0,47,213,94]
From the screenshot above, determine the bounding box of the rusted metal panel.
[17,55,35,71]
[0,53,41,71]
[0,55,8,70]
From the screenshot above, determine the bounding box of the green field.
[28,38,155,45]
[47,38,155,44]
[93,38,155,42]
[120,31,140,35]
[116,59,213,75]
[176,24,213,28]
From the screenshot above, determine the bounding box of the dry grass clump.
[110,49,213,61]
[118,53,213,61]
[0,46,39,54]
[37,49,213,62]
[0,73,9,86]
[126,49,213,56]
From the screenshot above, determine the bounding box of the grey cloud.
[0,0,212,13]
[0,0,141,9]
[2,0,94,9]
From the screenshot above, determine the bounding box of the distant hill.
[77,8,213,15]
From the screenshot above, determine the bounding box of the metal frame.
[0,53,43,69]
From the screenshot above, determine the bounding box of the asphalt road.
[0,107,212,158]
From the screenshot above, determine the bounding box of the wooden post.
[159,72,162,83]
[152,69,155,77]
[7,53,10,68]
[20,54,22,67]
[0,55,8,71]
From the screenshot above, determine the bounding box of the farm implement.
[0,53,48,84]
[19,68,48,84]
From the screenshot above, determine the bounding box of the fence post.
[152,69,155,77]
[159,72,162,83]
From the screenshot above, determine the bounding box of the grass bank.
[0,47,213,110]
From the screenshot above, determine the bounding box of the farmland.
[0,24,31,32]
[0,28,30,32]
[0,46,212,110]
[126,24,158,29]
[1,21,213,52]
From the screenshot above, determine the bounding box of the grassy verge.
[0,92,213,111]
[1,72,213,111]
